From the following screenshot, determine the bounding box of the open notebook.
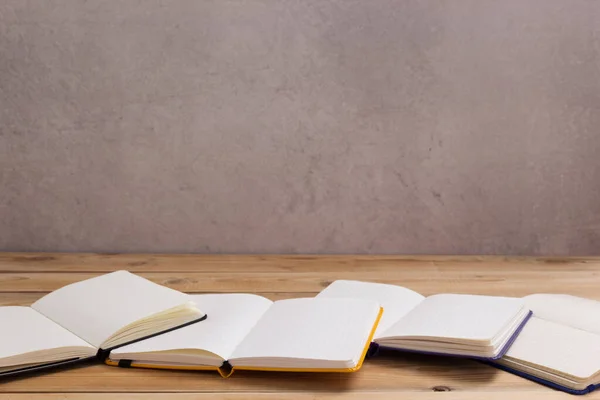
[316,280,531,360]
[492,294,600,395]
[0,271,205,377]
[106,294,383,376]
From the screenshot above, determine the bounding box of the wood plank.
[0,393,580,399]
[0,292,318,306]
[0,353,554,393]
[1,253,598,273]
[3,271,600,299]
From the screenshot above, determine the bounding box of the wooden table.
[1,253,599,399]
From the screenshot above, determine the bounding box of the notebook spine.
[366,342,380,358]
[218,361,234,378]
[118,360,133,368]
[96,348,111,361]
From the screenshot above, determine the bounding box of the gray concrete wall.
[1,0,599,255]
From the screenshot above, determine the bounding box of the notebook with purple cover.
[489,294,600,395]
[0,271,206,378]
[317,280,531,360]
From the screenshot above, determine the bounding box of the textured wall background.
[1,0,599,255]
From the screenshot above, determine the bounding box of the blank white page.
[505,317,600,379]
[229,298,380,363]
[524,294,600,335]
[0,307,94,361]
[379,294,525,341]
[316,280,424,338]
[32,271,196,348]
[111,294,272,360]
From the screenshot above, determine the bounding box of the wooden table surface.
[1,253,599,399]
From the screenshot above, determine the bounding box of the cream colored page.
[505,316,600,379]
[316,280,424,337]
[379,294,524,340]
[111,294,273,360]
[524,294,600,335]
[0,307,94,360]
[229,298,380,362]
[32,271,196,348]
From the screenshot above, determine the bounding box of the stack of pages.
[106,294,383,376]
[492,294,600,395]
[316,280,532,360]
[0,272,383,378]
[0,271,206,377]
[316,280,600,395]
[5,272,600,396]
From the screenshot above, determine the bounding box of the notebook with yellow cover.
[0,271,206,378]
[106,294,382,376]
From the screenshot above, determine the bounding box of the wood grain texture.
[0,292,315,306]
[0,394,577,400]
[1,253,597,272]
[1,253,599,398]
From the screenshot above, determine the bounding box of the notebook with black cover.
[491,294,600,395]
[0,270,206,377]
[317,280,531,360]
[106,293,382,376]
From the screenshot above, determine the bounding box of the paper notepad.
[0,271,205,377]
[316,280,531,359]
[106,294,383,376]
[493,294,600,395]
